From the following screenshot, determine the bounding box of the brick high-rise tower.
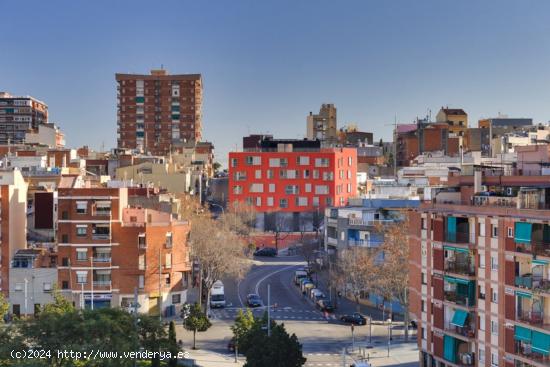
[116,69,202,155]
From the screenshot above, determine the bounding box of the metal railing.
[516,341,550,364]
[444,291,474,307]
[444,321,476,338]
[517,310,544,326]
[445,231,471,244]
[444,261,475,276]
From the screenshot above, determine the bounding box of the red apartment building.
[57,187,191,316]
[116,69,202,156]
[409,169,550,367]
[228,137,357,231]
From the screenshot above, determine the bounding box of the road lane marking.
[254,264,297,295]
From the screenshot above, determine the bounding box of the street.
[176,254,418,367]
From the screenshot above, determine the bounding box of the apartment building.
[436,107,468,137]
[9,248,57,317]
[0,169,28,297]
[56,187,191,315]
[228,137,356,231]
[306,104,338,146]
[116,69,203,155]
[0,92,48,145]
[409,169,550,367]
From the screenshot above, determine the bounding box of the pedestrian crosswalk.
[209,307,338,321]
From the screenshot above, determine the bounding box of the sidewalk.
[181,349,244,367]
[349,341,419,367]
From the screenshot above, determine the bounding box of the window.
[479,253,485,268]
[285,185,299,195]
[479,348,485,363]
[255,170,261,179]
[312,197,319,207]
[347,183,352,193]
[421,327,427,340]
[491,320,498,335]
[165,274,171,285]
[491,224,498,238]
[76,271,88,284]
[76,201,87,214]
[230,158,238,167]
[269,183,275,193]
[326,197,333,206]
[303,169,310,179]
[348,156,353,166]
[287,170,297,179]
[14,283,23,292]
[340,231,345,240]
[315,158,329,167]
[296,197,308,207]
[479,223,486,237]
[267,197,274,207]
[138,275,144,289]
[280,158,288,167]
[421,218,427,230]
[267,170,274,179]
[479,314,485,331]
[62,257,69,266]
[479,284,486,300]
[233,186,242,194]
[279,199,288,208]
[43,282,52,292]
[491,352,498,366]
[172,294,181,304]
[76,248,87,261]
[165,254,172,269]
[250,183,264,193]
[313,170,319,179]
[421,300,426,312]
[305,183,312,193]
[76,225,87,237]
[315,185,329,195]
[491,256,498,271]
[298,156,309,165]
[62,281,69,290]
[246,156,254,165]
[256,197,261,206]
[491,289,498,304]
[279,170,287,179]
[139,254,145,270]
[138,234,146,249]
[421,273,427,285]
[507,227,513,238]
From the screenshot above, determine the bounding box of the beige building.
[436,107,468,136]
[307,103,338,146]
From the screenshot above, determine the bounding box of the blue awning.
[444,276,470,285]
[533,259,549,266]
[443,335,458,363]
[515,325,532,342]
[444,246,469,254]
[451,309,468,327]
[515,222,532,244]
[532,330,550,356]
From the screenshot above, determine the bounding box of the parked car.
[294,270,308,285]
[246,293,263,307]
[302,282,314,295]
[316,299,334,312]
[298,277,312,288]
[340,313,367,325]
[310,288,324,300]
[254,247,277,257]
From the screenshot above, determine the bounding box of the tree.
[183,303,211,349]
[168,321,179,367]
[335,246,377,313]
[244,322,306,367]
[41,287,74,314]
[230,308,255,353]
[220,201,257,239]
[0,293,9,322]
[190,215,251,311]
[374,218,411,341]
[212,162,222,173]
[137,315,168,367]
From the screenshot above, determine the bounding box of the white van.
[294,270,308,285]
[210,280,226,308]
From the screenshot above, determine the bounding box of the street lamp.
[387,318,392,357]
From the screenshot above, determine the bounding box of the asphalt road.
[197,254,417,367]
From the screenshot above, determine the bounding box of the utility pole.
[90,257,94,310]
[81,283,84,309]
[133,286,139,367]
[24,278,28,317]
[159,248,162,322]
[267,284,271,337]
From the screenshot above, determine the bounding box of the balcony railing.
[513,240,550,256]
[92,256,111,263]
[516,274,533,289]
[444,261,475,276]
[445,231,471,244]
[444,291,474,307]
[444,322,476,338]
[92,233,110,240]
[517,310,544,326]
[516,341,550,364]
[533,277,550,294]
[93,280,112,287]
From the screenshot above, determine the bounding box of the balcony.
[443,335,475,366]
[515,340,550,365]
[444,310,476,339]
[92,256,111,263]
[93,280,111,287]
[518,310,544,326]
[516,274,534,289]
[445,231,471,244]
[533,277,550,295]
[445,261,475,276]
[445,216,471,244]
[444,277,476,307]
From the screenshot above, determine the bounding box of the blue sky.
[2,0,550,165]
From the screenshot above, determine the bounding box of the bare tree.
[190,216,251,311]
[335,246,378,313]
[219,201,257,240]
[373,218,411,340]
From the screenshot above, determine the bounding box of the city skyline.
[2,0,550,165]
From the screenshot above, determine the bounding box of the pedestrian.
[338,291,342,298]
